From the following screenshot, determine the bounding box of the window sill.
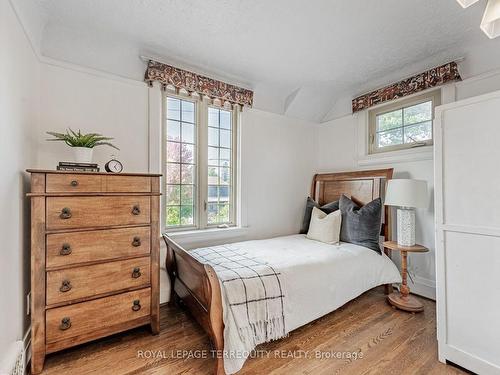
[358,145,433,166]
[165,226,249,242]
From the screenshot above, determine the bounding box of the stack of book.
[57,162,100,172]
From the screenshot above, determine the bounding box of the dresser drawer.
[46,257,151,305]
[46,174,103,193]
[104,175,151,192]
[46,227,151,268]
[46,196,151,230]
[46,288,151,352]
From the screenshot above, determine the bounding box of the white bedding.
[196,234,402,374]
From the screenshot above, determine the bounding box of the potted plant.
[46,128,119,163]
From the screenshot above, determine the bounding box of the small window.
[368,91,440,154]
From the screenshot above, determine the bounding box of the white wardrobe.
[434,89,500,375]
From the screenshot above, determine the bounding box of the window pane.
[181,101,195,123]
[166,141,181,162]
[167,206,180,226]
[220,167,230,185]
[208,147,218,166]
[404,101,432,125]
[208,127,219,147]
[167,120,180,141]
[181,185,194,205]
[208,167,219,185]
[208,108,219,127]
[180,206,193,225]
[166,163,180,184]
[182,123,195,144]
[166,185,180,205]
[219,148,231,167]
[181,144,195,164]
[208,185,218,202]
[220,130,231,148]
[219,185,229,202]
[166,97,197,228]
[377,128,403,148]
[377,109,402,131]
[404,121,432,143]
[207,203,218,223]
[167,98,180,120]
[218,204,230,223]
[220,110,231,130]
[181,164,195,184]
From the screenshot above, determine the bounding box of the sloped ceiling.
[14,0,500,122]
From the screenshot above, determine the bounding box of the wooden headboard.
[310,169,394,242]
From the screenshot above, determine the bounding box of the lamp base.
[397,208,415,247]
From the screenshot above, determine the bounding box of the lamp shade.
[481,0,500,39]
[384,179,428,208]
[456,0,479,8]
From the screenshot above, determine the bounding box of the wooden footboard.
[163,235,225,374]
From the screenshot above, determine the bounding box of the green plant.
[46,128,119,150]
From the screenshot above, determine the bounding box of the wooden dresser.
[27,170,161,374]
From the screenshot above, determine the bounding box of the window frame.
[162,91,238,232]
[368,90,441,154]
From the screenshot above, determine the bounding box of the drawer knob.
[132,300,141,312]
[132,237,141,247]
[60,243,72,256]
[59,207,72,220]
[60,280,72,292]
[70,180,79,187]
[131,205,141,216]
[131,267,141,279]
[59,317,71,330]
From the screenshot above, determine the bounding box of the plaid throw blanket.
[191,244,288,347]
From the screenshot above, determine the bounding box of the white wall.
[37,61,149,172]
[0,0,38,366]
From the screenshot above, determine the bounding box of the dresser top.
[26,169,162,177]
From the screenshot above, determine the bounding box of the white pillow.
[306,206,342,245]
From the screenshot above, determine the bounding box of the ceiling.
[17,0,500,121]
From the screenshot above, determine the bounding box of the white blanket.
[190,235,401,374]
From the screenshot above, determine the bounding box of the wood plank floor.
[40,287,469,375]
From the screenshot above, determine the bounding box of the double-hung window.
[368,90,440,154]
[164,94,238,231]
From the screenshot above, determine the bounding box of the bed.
[164,169,401,374]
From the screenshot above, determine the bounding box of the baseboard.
[393,275,436,301]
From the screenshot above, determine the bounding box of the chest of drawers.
[27,170,161,374]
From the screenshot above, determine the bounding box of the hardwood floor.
[40,287,468,375]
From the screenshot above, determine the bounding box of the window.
[164,95,238,230]
[368,91,440,154]
[207,107,234,225]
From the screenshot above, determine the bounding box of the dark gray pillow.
[300,197,339,234]
[339,195,382,254]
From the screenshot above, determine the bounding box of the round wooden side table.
[383,241,429,313]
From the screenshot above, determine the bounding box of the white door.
[435,90,500,375]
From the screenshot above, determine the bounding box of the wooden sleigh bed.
[164,169,394,374]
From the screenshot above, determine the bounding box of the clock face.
[106,159,123,173]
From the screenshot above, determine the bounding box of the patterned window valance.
[352,61,462,113]
[144,60,253,107]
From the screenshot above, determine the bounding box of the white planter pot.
[73,147,93,163]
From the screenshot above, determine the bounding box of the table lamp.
[384,179,428,246]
